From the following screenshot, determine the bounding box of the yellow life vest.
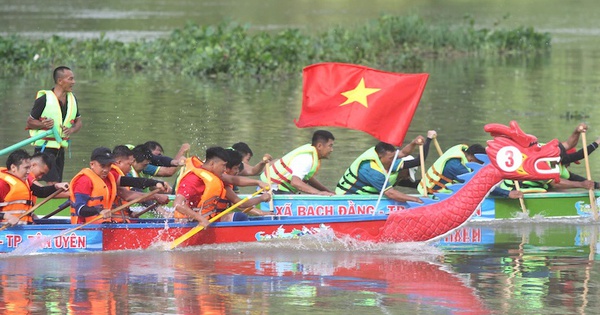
[260,144,320,193]
[336,147,402,195]
[29,90,78,149]
[417,144,469,195]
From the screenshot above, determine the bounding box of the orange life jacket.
[174,167,226,220]
[69,168,117,224]
[109,164,131,222]
[0,168,34,224]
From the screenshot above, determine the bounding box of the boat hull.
[1,216,388,254]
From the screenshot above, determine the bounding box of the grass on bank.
[0,14,551,77]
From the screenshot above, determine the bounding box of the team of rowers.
[2,121,599,227]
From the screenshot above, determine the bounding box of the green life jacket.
[29,90,77,149]
[500,180,549,193]
[335,147,401,195]
[417,144,469,195]
[502,163,572,193]
[260,144,319,193]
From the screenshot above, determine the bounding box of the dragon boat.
[1,121,564,254]
[32,189,600,221]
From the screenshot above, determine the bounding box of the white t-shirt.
[272,153,315,191]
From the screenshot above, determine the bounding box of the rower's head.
[5,149,31,181]
[202,147,229,177]
[112,145,134,174]
[53,66,75,93]
[30,152,52,180]
[132,144,153,172]
[90,147,115,179]
[231,142,253,163]
[144,141,164,156]
[225,148,244,176]
[374,142,398,171]
[465,144,486,164]
[312,130,335,159]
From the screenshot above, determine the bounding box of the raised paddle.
[0,188,65,231]
[263,160,274,212]
[419,144,427,197]
[169,186,268,249]
[513,181,527,213]
[581,132,598,220]
[433,136,444,156]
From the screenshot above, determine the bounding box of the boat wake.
[173,230,444,259]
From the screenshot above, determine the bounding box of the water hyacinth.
[0,15,551,77]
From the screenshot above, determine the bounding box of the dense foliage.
[0,15,551,77]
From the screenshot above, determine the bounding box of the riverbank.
[0,15,550,77]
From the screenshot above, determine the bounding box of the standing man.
[26,66,82,185]
[260,130,335,195]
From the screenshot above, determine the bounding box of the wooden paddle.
[51,189,160,238]
[0,188,65,231]
[419,144,427,197]
[581,132,598,220]
[41,200,71,219]
[130,202,160,218]
[169,186,268,249]
[433,136,444,156]
[263,160,274,211]
[513,181,527,213]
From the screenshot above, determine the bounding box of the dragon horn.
[484,120,538,148]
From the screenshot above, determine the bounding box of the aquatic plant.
[0,15,551,77]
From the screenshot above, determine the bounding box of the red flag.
[295,62,428,146]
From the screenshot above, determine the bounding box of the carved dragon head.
[484,120,561,181]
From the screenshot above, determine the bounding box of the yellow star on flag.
[340,78,381,108]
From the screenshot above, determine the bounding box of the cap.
[566,148,581,164]
[91,147,115,165]
[402,155,418,182]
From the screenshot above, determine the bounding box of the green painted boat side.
[491,190,600,219]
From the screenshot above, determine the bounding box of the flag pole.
[373,149,399,216]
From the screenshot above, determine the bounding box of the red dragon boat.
[1,121,562,254]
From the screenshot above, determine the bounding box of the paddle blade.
[168,225,205,249]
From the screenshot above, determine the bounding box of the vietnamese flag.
[295,62,429,146]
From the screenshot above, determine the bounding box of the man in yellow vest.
[26,66,82,185]
[260,130,335,195]
[336,141,424,203]
[418,144,523,199]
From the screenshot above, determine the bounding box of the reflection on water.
[0,223,599,314]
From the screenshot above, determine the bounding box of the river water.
[1,0,600,313]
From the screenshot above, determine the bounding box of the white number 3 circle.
[496,146,522,172]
